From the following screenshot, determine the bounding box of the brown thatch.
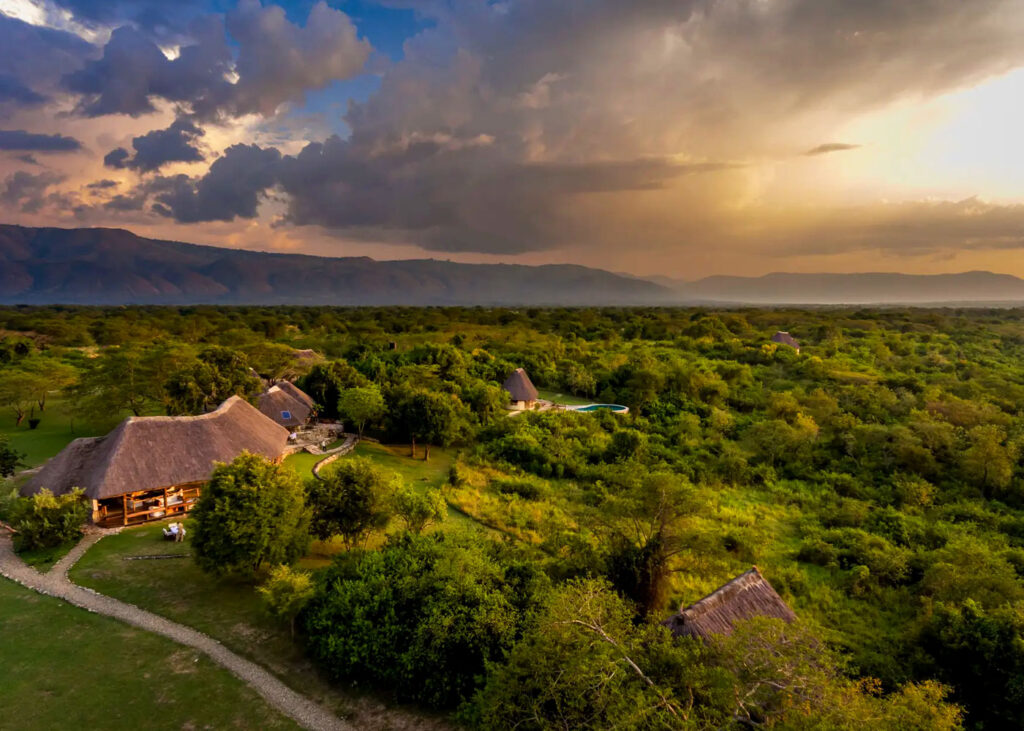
[663,567,796,640]
[503,367,539,402]
[770,331,800,350]
[21,396,289,501]
[258,381,314,428]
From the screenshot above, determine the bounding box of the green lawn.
[0,398,108,468]
[350,441,455,492]
[69,521,446,728]
[0,577,297,730]
[16,539,79,570]
[536,389,594,406]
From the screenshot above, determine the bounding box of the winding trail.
[0,531,348,731]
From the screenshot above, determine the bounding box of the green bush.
[8,488,88,552]
[304,532,548,709]
[190,453,310,578]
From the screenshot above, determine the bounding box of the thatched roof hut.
[663,567,796,640]
[770,331,800,351]
[502,367,539,406]
[21,396,289,501]
[258,381,314,428]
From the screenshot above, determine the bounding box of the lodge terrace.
[21,396,290,527]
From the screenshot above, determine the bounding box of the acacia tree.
[306,457,397,546]
[394,389,466,461]
[391,485,447,534]
[337,385,386,439]
[190,453,310,578]
[165,346,262,415]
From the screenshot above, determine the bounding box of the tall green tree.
[165,347,262,415]
[337,385,386,439]
[306,457,396,546]
[190,453,310,577]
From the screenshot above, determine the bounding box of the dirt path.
[0,533,349,731]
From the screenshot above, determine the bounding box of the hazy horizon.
[1,1,1023,279]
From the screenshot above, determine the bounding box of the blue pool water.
[575,404,628,413]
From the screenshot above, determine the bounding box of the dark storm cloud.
[251,0,1024,254]
[86,179,119,189]
[0,74,47,106]
[1,170,67,213]
[0,129,81,151]
[149,143,282,222]
[804,143,861,156]
[104,118,205,172]
[62,1,370,120]
[0,15,94,110]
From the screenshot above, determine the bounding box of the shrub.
[492,477,546,501]
[258,565,315,638]
[304,532,548,708]
[8,488,88,552]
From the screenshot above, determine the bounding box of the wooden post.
[122,494,127,526]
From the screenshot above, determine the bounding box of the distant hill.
[0,225,668,306]
[673,272,1024,305]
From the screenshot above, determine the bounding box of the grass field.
[68,521,447,729]
[536,389,594,406]
[0,398,107,468]
[16,539,79,570]
[0,577,297,730]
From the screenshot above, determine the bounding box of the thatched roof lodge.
[663,567,796,640]
[503,368,539,411]
[258,381,315,429]
[770,331,800,352]
[22,396,289,527]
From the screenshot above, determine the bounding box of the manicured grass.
[69,521,446,728]
[0,398,107,468]
[0,577,297,730]
[536,389,594,406]
[351,441,455,492]
[17,538,79,570]
[283,450,323,477]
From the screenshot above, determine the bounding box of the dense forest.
[4,305,1024,728]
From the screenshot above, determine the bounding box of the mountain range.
[4,224,1024,306]
[0,225,665,306]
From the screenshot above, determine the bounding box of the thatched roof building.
[503,368,539,409]
[770,331,800,351]
[663,567,796,640]
[258,381,315,429]
[22,396,289,502]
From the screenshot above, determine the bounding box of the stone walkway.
[0,532,349,731]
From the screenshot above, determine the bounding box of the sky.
[1,0,1024,279]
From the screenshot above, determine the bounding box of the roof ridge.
[122,395,244,425]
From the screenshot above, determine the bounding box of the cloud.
[777,198,1024,256]
[0,129,82,151]
[0,74,47,106]
[86,179,118,189]
[62,1,370,120]
[104,118,205,172]
[149,143,282,222]
[804,143,861,156]
[1,170,67,212]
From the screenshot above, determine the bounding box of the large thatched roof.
[502,367,538,402]
[258,381,314,428]
[770,331,800,349]
[22,396,289,501]
[663,567,796,640]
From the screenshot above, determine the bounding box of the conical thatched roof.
[502,367,538,402]
[770,331,800,349]
[258,380,314,428]
[663,567,796,640]
[22,396,289,501]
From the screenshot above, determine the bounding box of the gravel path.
[0,532,349,731]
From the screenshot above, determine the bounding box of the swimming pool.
[570,403,630,414]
